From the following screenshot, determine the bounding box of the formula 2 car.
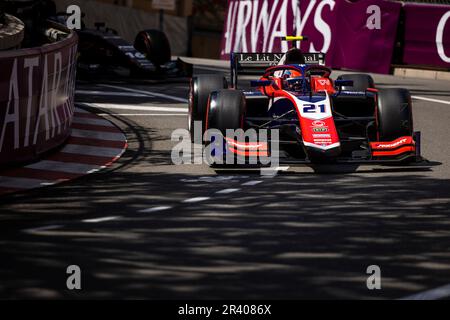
[3,0,192,78]
[188,36,421,165]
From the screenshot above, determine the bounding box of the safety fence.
[0,26,78,165]
[220,0,450,74]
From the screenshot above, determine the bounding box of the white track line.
[92,103,187,113]
[400,283,450,300]
[100,84,189,103]
[242,180,263,186]
[76,90,147,97]
[216,188,240,194]
[139,206,172,213]
[61,144,124,158]
[26,160,102,175]
[22,225,62,234]
[182,197,210,203]
[412,96,450,105]
[70,129,125,141]
[83,216,121,223]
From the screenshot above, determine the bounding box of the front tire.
[206,90,246,167]
[377,88,413,141]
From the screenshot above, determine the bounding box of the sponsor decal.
[313,134,331,138]
[312,127,328,132]
[375,138,408,149]
[312,120,326,127]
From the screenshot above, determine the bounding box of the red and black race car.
[188,36,422,166]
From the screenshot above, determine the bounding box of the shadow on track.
[0,166,449,299]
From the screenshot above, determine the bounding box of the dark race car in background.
[3,0,192,79]
[189,36,423,166]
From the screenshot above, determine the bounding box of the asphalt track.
[0,58,450,299]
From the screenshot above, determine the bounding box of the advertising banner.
[220,0,402,74]
[402,3,450,68]
[0,32,78,165]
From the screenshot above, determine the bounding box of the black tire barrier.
[0,14,25,50]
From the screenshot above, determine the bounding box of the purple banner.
[403,3,450,68]
[0,32,78,165]
[221,0,402,74]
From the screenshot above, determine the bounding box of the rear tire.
[188,75,228,143]
[377,88,413,141]
[336,73,375,91]
[134,29,171,66]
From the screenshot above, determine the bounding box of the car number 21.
[303,104,326,113]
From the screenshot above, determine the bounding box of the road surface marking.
[100,84,189,103]
[139,206,172,213]
[92,103,187,113]
[22,225,62,234]
[400,283,450,300]
[260,166,290,176]
[242,180,263,186]
[76,90,147,97]
[183,197,210,203]
[62,144,125,158]
[412,96,450,105]
[26,160,103,175]
[83,216,122,223]
[216,188,240,194]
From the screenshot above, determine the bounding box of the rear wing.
[230,52,326,88]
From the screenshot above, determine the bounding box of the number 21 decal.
[303,104,326,113]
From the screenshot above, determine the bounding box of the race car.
[3,0,192,78]
[188,36,421,165]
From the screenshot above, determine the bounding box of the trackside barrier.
[402,3,450,69]
[0,27,78,165]
[220,0,450,74]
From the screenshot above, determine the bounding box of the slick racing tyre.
[207,90,245,134]
[206,90,246,167]
[134,29,171,66]
[188,74,228,143]
[377,88,413,141]
[336,73,375,92]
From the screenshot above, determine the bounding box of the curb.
[0,107,128,196]
[393,67,450,81]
